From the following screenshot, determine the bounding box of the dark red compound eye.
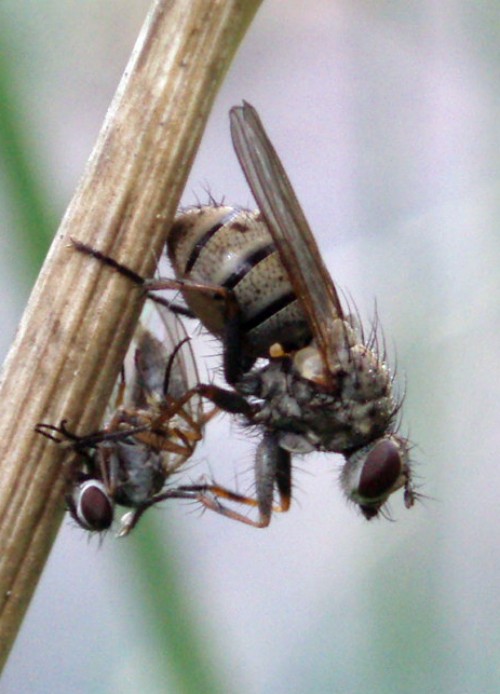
[357,439,402,502]
[76,481,114,532]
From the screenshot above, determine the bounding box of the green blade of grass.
[0,35,56,276]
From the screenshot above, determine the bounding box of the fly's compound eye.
[341,437,409,519]
[70,480,114,532]
[358,439,403,502]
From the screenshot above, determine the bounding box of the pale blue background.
[1,2,499,692]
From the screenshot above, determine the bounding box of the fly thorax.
[320,342,397,450]
[113,441,165,507]
[337,344,392,404]
[245,339,398,454]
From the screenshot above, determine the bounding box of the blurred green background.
[1,2,499,693]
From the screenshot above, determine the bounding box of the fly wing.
[129,324,167,406]
[230,102,345,373]
[130,306,198,404]
[151,304,203,421]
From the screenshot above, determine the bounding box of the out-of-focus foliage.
[2,2,500,693]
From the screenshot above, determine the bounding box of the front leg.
[195,432,292,529]
[254,431,292,522]
[195,383,256,418]
[147,277,251,384]
[118,482,261,535]
[119,433,293,533]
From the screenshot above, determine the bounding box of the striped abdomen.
[167,205,311,360]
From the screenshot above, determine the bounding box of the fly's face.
[66,478,113,533]
[36,308,211,536]
[340,435,413,519]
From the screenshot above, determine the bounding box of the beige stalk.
[0,0,263,667]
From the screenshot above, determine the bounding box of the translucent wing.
[229,102,345,373]
[130,304,203,422]
[155,302,203,419]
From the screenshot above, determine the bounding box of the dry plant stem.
[0,0,262,668]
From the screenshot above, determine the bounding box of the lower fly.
[35,307,241,535]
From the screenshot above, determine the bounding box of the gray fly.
[36,307,220,536]
[162,103,415,525]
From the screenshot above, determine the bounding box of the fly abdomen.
[168,205,311,359]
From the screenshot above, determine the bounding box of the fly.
[36,307,223,535]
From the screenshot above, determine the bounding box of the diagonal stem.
[0,0,262,669]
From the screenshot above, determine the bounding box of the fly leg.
[147,278,251,383]
[186,388,293,526]
[70,238,193,316]
[117,483,259,535]
[253,431,291,523]
[191,432,291,529]
[71,238,253,382]
[194,383,255,417]
[119,434,292,533]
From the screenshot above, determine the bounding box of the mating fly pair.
[68,101,416,531]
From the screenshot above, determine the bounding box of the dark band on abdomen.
[222,243,276,290]
[242,292,297,332]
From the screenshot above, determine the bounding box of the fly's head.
[340,434,414,519]
[292,338,414,517]
[66,475,114,532]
